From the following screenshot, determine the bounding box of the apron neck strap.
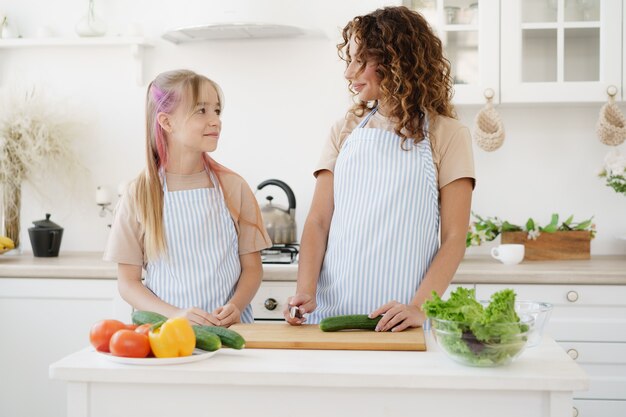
[358,106,378,128]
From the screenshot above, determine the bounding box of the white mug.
[491,244,525,265]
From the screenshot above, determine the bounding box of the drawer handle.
[566,291,579,302]
[567,349,579,360]
[572,406,578,417]
[264,298,278,311]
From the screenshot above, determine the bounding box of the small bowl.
[430,315,534,367]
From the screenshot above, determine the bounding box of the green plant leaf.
[549,213,559,227]
[501,221,522,232]
[574,219,592,230]
[540,214,558,233]
[525,218,535,232]
[541,224,558,233]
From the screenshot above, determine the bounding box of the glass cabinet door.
[402,0,499,104]
[501,0,620,103]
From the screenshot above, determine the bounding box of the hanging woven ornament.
[473,88,505,152]
[596,85,626,146]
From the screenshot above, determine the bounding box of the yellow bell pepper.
[148,317,196,358]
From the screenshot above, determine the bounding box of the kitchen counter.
[2,251,625,284]
[49,336,587,417]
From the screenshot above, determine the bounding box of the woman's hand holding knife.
[283,293,316,325]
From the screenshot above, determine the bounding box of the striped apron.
[144,169,254,323]
[308,108,440,324]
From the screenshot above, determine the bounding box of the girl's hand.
[283,293,317,325]
[212,303,241,327]
[175,307,221,326]
[369,301,425,332]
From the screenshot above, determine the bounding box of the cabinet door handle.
[572,406,578,417]
[566,291,579,302]
[567,349,579,360]
[264,298,278,311]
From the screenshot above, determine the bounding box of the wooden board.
[229,323,426,351]
[501,231,591,260]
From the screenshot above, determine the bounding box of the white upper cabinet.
[402,0,500,105]
[501,0,622,103]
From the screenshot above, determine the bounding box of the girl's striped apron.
[145,169,253,323]
[308,108,440,324]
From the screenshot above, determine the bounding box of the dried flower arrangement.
[0,87,82,247]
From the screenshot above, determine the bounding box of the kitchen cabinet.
[401,0,621,103]
[0,277,132,417]
[401,0,500,104]
[475,283,626,416]
[501,0,622,103]
[0,37,152,85]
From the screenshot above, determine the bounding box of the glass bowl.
[430,315,534,367]
[514,301,553,347]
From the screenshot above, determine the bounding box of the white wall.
[2,0,625,256]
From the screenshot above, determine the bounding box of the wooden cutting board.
[229,323,426,351]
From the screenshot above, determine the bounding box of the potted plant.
[467,213,596,260]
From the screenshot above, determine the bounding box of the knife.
[289,305,303,319]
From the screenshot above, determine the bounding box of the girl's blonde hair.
[338,6,456,145]
[134,69,262,261]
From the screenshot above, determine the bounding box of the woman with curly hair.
[284,6,475,331]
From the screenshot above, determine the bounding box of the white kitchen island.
[50,336,587,417]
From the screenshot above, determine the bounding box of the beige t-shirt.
[103,170,272,267]
[315,110,475,189]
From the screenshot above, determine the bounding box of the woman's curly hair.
[338,6,456,145]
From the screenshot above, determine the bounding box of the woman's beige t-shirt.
[103,170,272,267]
[315,111,475,189]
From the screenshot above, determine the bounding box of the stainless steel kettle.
[257,179,297,245]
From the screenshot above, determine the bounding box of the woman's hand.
[175,307,221,326]
[212,303,241,327]
[369,301,425,332]
[283,293,317,325]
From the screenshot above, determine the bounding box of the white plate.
[97,349,217,365]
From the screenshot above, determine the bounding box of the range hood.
[162,23,307,43]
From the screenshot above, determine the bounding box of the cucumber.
[319,314,382,332]
[131,310,167,325]
[192,326,222,351]
[194,325,245,349]
[132,311,244,350]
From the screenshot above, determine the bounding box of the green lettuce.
[422,287,530,366]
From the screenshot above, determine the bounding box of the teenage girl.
[105,69,271,326]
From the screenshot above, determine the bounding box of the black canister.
[28,213,64,257]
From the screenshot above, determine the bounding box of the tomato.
[89,320,126,352]
[135,323,152,336]
[109,329,151,358]
[125,324,138,331]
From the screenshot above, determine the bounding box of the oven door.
[251,281,296,321]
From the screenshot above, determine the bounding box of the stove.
[261,244,299,264]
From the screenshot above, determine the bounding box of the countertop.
[1,251,625,284]
[50,337,587,393]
